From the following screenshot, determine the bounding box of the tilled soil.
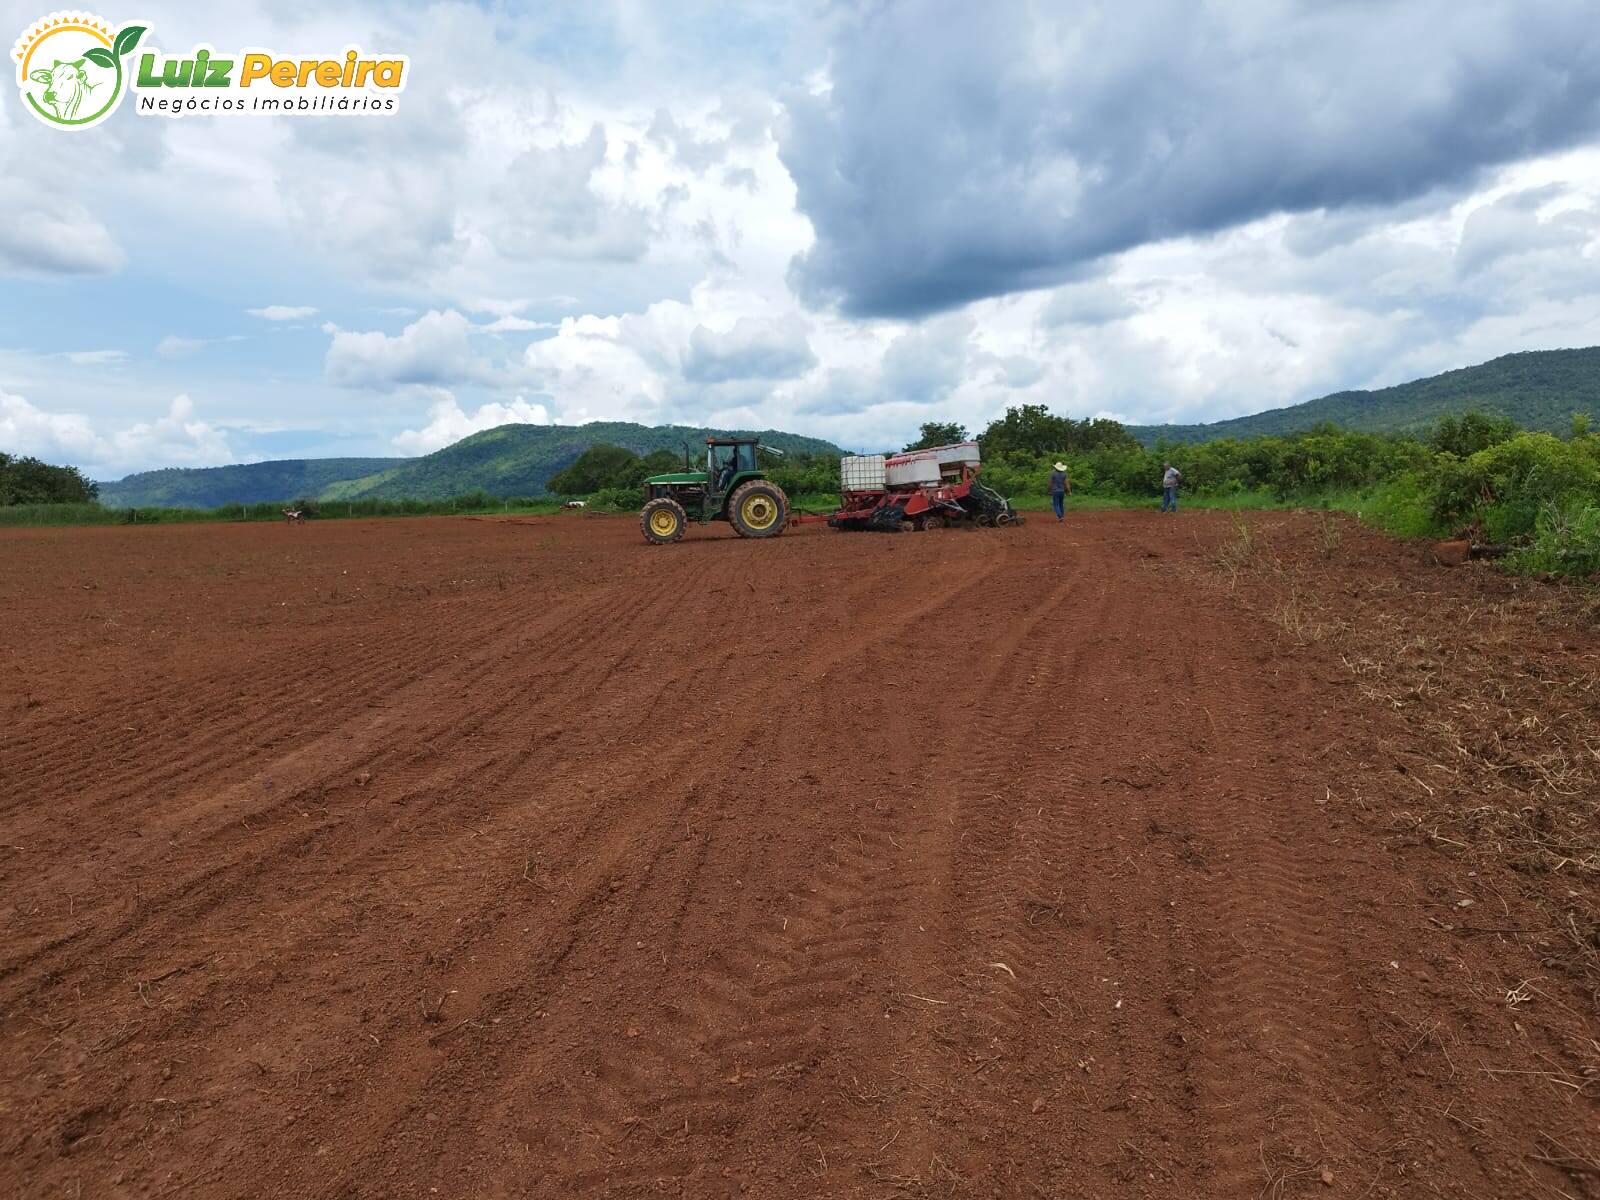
[2,511,1596,1198]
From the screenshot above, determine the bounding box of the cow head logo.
[13,11,146,130]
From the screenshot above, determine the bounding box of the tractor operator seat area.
[709,442,757,493]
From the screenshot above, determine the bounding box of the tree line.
[542,403,1600,575]
[0,453,98,505]
[9,403,1597,575]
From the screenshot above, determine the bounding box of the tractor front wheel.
[727,480,788,538]
[640,497,688,544]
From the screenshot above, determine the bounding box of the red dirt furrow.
[0,564,625,823]
[3,511,1596,1199]
[1,567,690,944]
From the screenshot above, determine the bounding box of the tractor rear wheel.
[640,497,688,544]
[728,480,788,538]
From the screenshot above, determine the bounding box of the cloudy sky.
[5,0,1600,479]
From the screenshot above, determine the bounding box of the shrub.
[1431,432,1600,540]
[587,486,641,512]
[1507,500,1600,578]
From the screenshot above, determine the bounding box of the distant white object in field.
[562,500,587,510]
[282,508,305,524]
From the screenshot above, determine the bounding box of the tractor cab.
[707,439,759,499]
[639,437,790,544]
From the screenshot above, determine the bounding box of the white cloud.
[483,315,558,333]
[157,336,205,359]
[153,334,247,360]
[61,350,129,366]
[0,185,125,277]
[521,313,665,422]
[392,392,552,455]
[325,310,497,390]
[683,315,815,382]
[247,305,319,321]
[0,392,99,461]
[491,125,652,263]
[0,392,233,478]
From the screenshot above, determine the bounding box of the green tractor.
[639,437,789,544]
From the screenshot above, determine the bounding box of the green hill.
[326,422,843,501]
[98,422,844,507]
[98,457,405,508]
[1129,347,1600,445]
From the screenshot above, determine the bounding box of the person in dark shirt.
[1049,461,1071,521]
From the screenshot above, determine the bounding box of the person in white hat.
[1048,461,1071,521]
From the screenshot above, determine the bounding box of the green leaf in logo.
[84,46,115,68]
[113,24,147,58]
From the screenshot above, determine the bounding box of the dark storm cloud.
[779,0,1600,318]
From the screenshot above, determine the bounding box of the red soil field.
[2,511,1596,1198]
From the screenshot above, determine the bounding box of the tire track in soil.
[1,624,528,973]
[112,540,972,1196]
[1,578,584,827]
[1042,594,1220,1198]
[0,577,681,999]
[880,541,1212,1196]
[0,592,474,793]
[4,549,715,1197]
[850,551,1094,1191]
[0,521,583,791]
[533,537,1091,1195]
[288,541,1015,1198]
[6,513,1588,1200]
[1169,603,1406,1197]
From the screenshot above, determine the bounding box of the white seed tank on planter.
[931,441,981,470]
[885,452,941,488]
[840,454,887,493]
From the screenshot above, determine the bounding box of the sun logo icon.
[12,10,146,129]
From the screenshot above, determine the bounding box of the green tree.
[1430,411,1519,458]
[547,444,644,494]
[904,421,969,451]
[765,451,841,496]
[0,452,99,504]
[979,404,1072,456]
[639,449,681,476]
[979,404,1139,456]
